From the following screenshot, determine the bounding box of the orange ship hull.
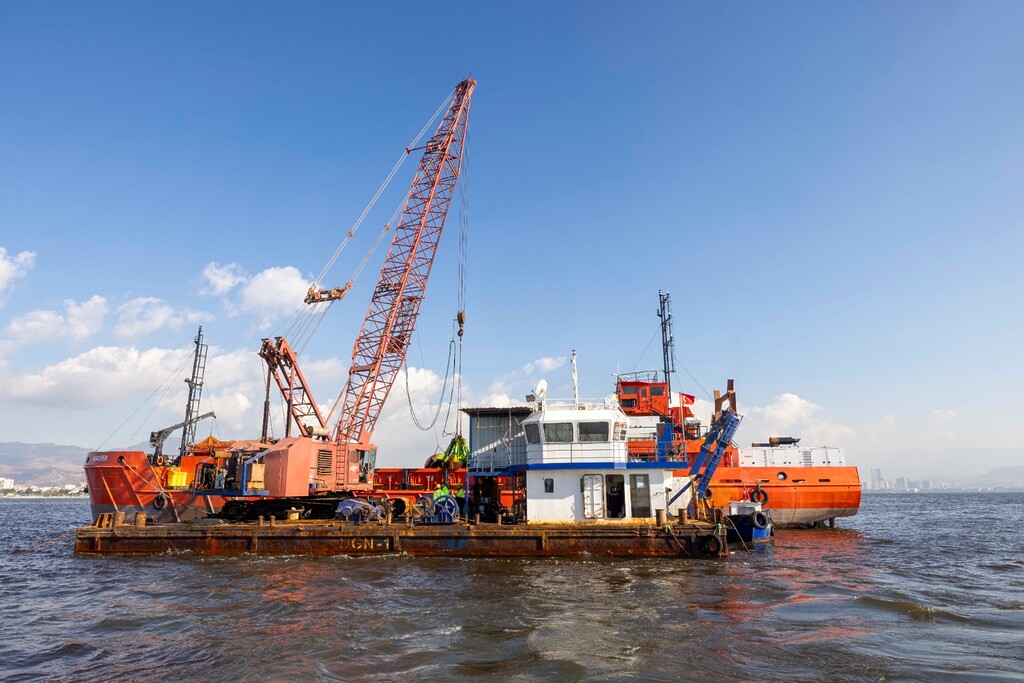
[708,465,861,527]
[84,450,251,523]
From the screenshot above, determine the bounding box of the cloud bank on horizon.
[0,244,944,474]
[0,243,1010,478]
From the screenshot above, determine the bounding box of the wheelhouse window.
[650,386,665,396]
[524,423,541,444]
[543,422,574,443]
[619,398,637,408]
[621,386,638,395]
[578,421,609,442]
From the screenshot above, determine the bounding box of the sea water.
[1,493,1022,682]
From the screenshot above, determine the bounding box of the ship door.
[629,474,651,518]
[582,474,604,519]
[605,475,625,518]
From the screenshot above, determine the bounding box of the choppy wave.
[2,494,1023,681]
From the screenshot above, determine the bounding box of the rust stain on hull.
[74,519,727,559]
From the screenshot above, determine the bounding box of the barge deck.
[74,513,728,558]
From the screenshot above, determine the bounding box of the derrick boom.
[336,77,476,445]
[260,336,328,437]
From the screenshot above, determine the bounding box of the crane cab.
[261,438,376,497]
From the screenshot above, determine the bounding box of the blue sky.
[1,2,1021,478]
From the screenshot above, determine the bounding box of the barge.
[76,364,751,559]
[74,514,729,558]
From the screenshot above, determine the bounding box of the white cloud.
[201,261,247,296]
[6,309,63,342]
[0,248,36,302]
[239,266,308,322]
[197,261,313,327]
[931,409,956,420]
[522,356,566,375]
[476,391,517,408]
[750,392,820,428]
[5,295,108,344]
[801,420,856,446]
[65,296,108,338]
[736,392,855,447]
[114,297,205,339]
[0,345,192,408]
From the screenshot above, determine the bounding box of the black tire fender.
[152,492,167,510]
[750,487,769,504]
[704,534,723,554]
[751,511,769,530]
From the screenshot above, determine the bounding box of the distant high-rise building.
[870,468,883,490]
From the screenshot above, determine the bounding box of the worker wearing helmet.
[432,483,444,501]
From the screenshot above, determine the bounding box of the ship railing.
[525,442,628,464]
[627,450,690,465]
[615,371,660,383]
[535,397,620,411]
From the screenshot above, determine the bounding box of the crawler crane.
[226,78,476,519]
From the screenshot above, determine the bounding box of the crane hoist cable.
[269,90,455,354]
[311,91,454,289]
[403,328,457,432]
[454,125,469,435]
[95,351,192,451]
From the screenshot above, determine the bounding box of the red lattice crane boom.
[336,77,475,446]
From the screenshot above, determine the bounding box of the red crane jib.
[336,77,475,451]
[255,78,475,495]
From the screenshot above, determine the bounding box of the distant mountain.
[0,442,91,487]
[966,466,1024,488]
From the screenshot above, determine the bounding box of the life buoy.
[152,493,167,510]
[751,511,769,530]
[750,487,769,504]
[155,456,165,466]
[704,534,723,554]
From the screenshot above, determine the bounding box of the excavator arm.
[150,411,215,459]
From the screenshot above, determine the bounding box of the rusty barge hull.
[74,519,726,558]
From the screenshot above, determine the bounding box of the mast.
[658,290,675,396]
[179,326,209,457]
[571,349,579,409]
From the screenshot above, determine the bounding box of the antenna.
[571,349,579,409]
[534,379,548,399]
[180,326,209,457]
[658,291,675,396]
